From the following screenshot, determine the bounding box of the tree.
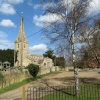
[75,17,100,68]
[91,18,100,67]
[79,17,100,68]
[41,0,93,96]
[43,49,55,65]
[27,64,39,77]
[56,57,65,68]
[0,49,14,66]
[43,49,55,59]
[43,49,66,67]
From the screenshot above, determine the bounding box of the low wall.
[0,66,61,89]
[38,66,61,75]
[0,68,30,89]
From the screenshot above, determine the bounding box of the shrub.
[27,64,39,77]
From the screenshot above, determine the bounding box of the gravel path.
[0,71,100,100]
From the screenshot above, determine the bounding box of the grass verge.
[0,71,60,94]
[39,84,100,100]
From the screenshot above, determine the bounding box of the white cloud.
[60,0,100,16]
[0,31,7,38]
[0,19,15,27]
[34,2,56,9]
[34,14,61,23]
[33,13,62,27]
[0,31,13,49]
[33,0,100,27]
[29,44,47,51]
[33,4,41,9]
[88,0,100,16]
[0,3,16,15]
[7,0,24,4]
[62,0,100,16]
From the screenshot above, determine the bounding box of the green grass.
[39,84,100,100]
[0,71,60,94]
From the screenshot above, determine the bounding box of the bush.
[27,64,39,77]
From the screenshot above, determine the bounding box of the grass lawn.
[0,71,60,94]
[38,84,100,100]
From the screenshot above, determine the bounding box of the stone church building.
[14,17,53,68]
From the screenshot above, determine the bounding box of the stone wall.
[38,66,61,75]
[0,66,61,89]
[0,68,30,89]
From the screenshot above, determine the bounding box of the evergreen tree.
[0,49,14,67]
[43,50,65,67]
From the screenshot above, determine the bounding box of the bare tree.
[79,17,100,68]
[41,0,98,96]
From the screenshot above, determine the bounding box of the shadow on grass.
[52,77,100,84]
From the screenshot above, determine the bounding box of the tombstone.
[3,61,11,71]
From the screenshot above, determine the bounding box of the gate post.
[22,86,26,100]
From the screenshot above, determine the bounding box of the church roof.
[38,59,44,64]
[15,17,28,43]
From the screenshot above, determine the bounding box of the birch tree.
[41,0,98,96]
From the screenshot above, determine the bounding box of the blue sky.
[0,0,48,54]
[0,0,100,55]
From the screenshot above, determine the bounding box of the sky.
[0,0,100,55]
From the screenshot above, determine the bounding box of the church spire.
[15,16,28,43]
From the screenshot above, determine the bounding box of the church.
[14,17,53,68]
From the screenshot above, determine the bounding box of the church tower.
[14,17,28,67]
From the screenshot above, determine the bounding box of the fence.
[26,84,100,100]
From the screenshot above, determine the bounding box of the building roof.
[38,59,44,64]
